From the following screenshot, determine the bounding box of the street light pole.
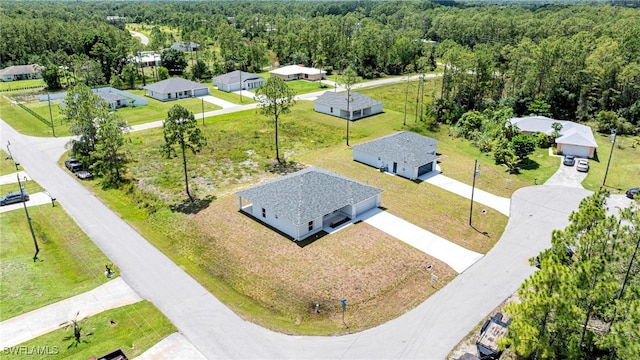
[47,92,56,137]
[602,129,616,187]
[6,141,39,262]
[469,159,479,226]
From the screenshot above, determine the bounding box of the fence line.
[16,102,52,127]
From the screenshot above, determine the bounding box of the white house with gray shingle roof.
[314,92,383,120]
[237,167,383,241]
[508,116,597,158]
[213,70,265,92]
[0,64,43,82]
[142,77,209,101]
[353,131,439,180]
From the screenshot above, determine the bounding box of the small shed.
[353,131,439,180]
[314,92,383,120]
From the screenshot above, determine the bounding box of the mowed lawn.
[581,131,640,193]
[0,301,175,360]
[0,205,112,321]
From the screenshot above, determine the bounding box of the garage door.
[561,144,590,158]
[418,162,433,176]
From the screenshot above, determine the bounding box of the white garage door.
[561,144,590,158]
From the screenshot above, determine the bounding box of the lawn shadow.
[238,209,328,248]
[519,158,540,171]
[170,195,216,214]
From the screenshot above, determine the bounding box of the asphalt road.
[1,118,592,359]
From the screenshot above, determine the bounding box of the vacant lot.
[582,131,640,193]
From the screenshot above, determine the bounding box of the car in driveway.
[576,159,589,172]
[563,155,575,166]
[627,188,640,199]
[0,190,29,206]
[64,158,83,173]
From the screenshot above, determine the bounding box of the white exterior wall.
[194,88,209,97]
[558,144,591,158]
[148,91,169,101]
[294,215,324,241]
[247,201,298,239]
[314,103,335,116]
[245,78,264,90]
[353,195,381,216]
[371,103,383,115]
[0,75,14,81]
[353,150,383,169]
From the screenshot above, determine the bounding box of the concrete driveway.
[544,156,588,188]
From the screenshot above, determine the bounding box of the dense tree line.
[2,1,639,130]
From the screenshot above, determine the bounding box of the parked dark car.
[0,190,30,206]
[626,188,640,199]
[563,155,575,166]
[75,170,93,180]
[64,158,83,173]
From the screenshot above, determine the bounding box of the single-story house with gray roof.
[213,70,265,92]
[142,77,209,101]
[0,64,43,82]
[508,116,597,158]
[237,167,383,241]
[314,92,383,120]
[353,131,439,180]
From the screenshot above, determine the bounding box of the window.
[262,208,266,218]
[330,107,333,113]
[308,221,313,231]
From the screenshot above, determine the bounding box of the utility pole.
[602,129,616,187]
[469,159,479,226]
[47,92,56,137]
[201,97,205,126]
[6,141,39,262]
[403,75,409,126]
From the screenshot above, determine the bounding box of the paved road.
[1,118,591,359]
[129,30,149,46]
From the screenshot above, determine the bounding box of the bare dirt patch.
[192,195,456,333]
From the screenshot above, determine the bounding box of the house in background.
[353,131,439,180]
[142,77,209,101]
[314,92,383,120]
[0,64,43,82]
[52,87,147,110]
[237,167,383,241]
[132,52,161,67]
[213,70,265,92]
[171,42,200,52]
[269,65,325,81]
[508,116,597,158]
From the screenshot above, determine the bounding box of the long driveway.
[0,119,590,359]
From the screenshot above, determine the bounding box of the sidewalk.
[134,332,207,360]
[420,169,511,217]
[0,277,142,349]
[0,171,30,185]
[0,192,53,214]
[360,208,483,273]
[199,95,236,109]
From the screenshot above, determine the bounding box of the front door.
[393,162,397,173]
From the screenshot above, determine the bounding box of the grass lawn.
[0,301,175,360]
[0,95,67,137]
[0,79,45,92]
[207,86,257,104]
[286,80,334,94]
[116,90,220,126]
[0,180,43,197]
[0,150,18,176]
[0,205,112,321]
[582,132,640,193]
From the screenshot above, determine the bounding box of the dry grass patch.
[192,194,456,334]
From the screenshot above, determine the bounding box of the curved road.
[130,30,149,46]
[0,119,591,359]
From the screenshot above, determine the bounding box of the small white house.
[314,92,383,120]
[213,70,265,92]
[508,116,597,158]
[353,131,439,180]
[0,64,43,82]
[237,167,383,241]
[142,77,209,101]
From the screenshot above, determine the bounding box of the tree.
[60,311,92,349]
[255,77,296,163]
[191,59,211,81]
[510,134,537,163]
[121,63,137,89]
[551,122,563,139]
[338,66,358,146]
[42,62,63,90]
[61,83,102,159]
[161,105,206,201]
[92,109,129,189]
[157,66,170,80]
[161,48,188,76]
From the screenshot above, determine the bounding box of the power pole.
[469,159,479,226]
[602,129,616,187]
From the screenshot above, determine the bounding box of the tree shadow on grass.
[170,195,216,214]
[519,158,540,171]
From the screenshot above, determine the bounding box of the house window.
[308,221,313,231]
[330,107,333,113]
[262,208,266,218]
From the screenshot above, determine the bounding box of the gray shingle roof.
[237,167,383,226]
[508,116,597,147]
[0,64,43,76]
[314,91,382,112]
[353,131,439,168]
[96,92,127,103]
[213,70,263,85]
[142,77,208,94]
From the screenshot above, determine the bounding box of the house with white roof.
[213,70,265,92]
[269,65,326,81]
[353,131,439,180]
[508,116,597,158]
[314,92,383,120]
[237,167,383,241]
[142,77,209,101]
[0,64,43,82]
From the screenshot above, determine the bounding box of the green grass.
[0,96,65,137]
[0,180,43,197]
[0,150,17,175]
[286,80,334,94]
[0,301,176,360]
[582,132,640,193]
[0,205,112,321]
[207,86,257,104]
[0,79,45,92]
